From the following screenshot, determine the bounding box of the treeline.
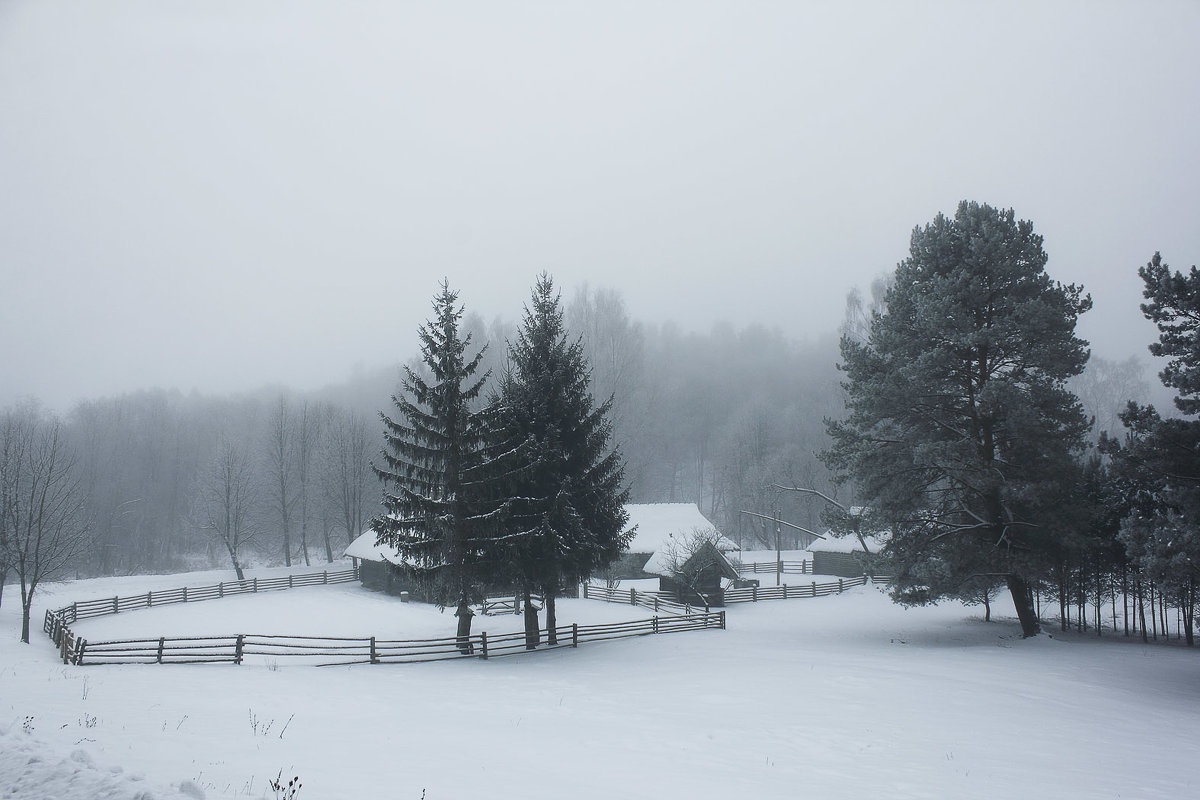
[1,288,848,586]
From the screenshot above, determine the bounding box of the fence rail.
[49,566,361,628]
[46,611,726,666]
[736,560,813,576]
[724,574,876,603]
[42,565,724,666]
[580,584,694,615]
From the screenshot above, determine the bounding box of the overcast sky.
[2,1,1198,410]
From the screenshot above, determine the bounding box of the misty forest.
[2,200,1196,649]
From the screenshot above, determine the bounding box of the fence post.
[838,579,844,594]
[75,639,86,665]
[811,581,816,597]
[146,591,152,608]
[654,595,659,612]
[652,616,659,634]
[783,584,788,600]
[572,623,578,648]
[288,575,294,589]
[219,583,224,598]
[183,587,188,603]
[752,585,758,602]
[583,583,589,600]
[323,570,328,585]
[630,588,636,606]
[157,637,165,664]
[480,632,488,660]
[235,635,244,665]
[72,602,78,622]
[370,637,378,664]
[112,596,119,614]
[720,611,726,630]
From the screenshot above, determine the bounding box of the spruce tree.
[823,201,1093,637]
[494,274,632,646]
[372,281,505,650]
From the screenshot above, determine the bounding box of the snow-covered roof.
[807,533,889,554]
[643,538,741,579]
[623,503,737,554]
[344,530,406,564]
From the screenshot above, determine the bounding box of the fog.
[2,1,1198,410]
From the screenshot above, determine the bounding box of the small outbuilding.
[807,533,888,578]
[619,503,741,605]
[344,530,419,598]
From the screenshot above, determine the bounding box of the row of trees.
[823,200,1197,642]
[0,390,379,641]
[373,276,631,648]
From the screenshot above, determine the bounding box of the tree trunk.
[226,543,245,581]
[0,568,6,609]
[983,591,991,622]
[545,593,558,645]
[1183,579,1195,647]
[455,600,474,655]
[523,588,540,650]
[1007,574,1040,637]
[1137,579,1148,643]
[1058,573,1067,632]
[20,582,34,643]
[1122,569,1129,637]
[1150,583,1158,640]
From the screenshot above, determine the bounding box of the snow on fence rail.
[580,583,694,614]
[45,612,726,666]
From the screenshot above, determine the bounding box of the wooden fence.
[580,583,694,615]
[46,612,725,666]
[736,560,812,576]
[48,566,361,627]
[724,574,886,603]
[41,565,725,666]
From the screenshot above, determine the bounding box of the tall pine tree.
[494,274,632,646]
[372,281,506,650]
[824,201,1093,637]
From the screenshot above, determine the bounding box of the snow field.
[2,567,1198,799]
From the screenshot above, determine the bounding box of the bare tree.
[197,440,261,580]
[265,396,296,566]
[294,401,329,566]
[323,409,372,557]
[653,527,735,607]
[1,406,90,642]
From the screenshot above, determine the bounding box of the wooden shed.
[648,539,741,607]
[344,529,420,598]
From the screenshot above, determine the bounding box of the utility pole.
[739,510,824,586]
[774,509,781,586]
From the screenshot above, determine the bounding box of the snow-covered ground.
[2,565,1198,800]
